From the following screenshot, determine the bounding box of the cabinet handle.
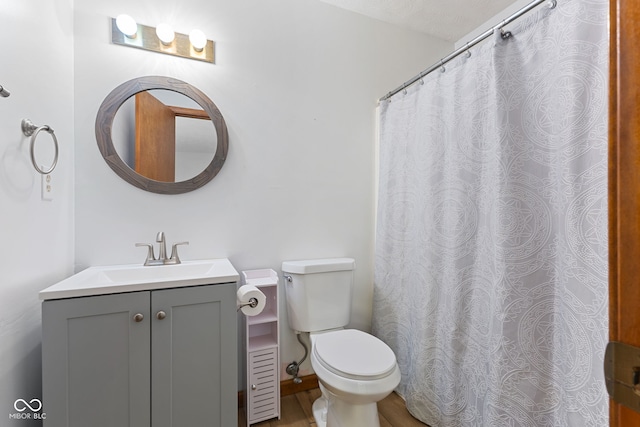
[133,313,144,323]
[251,384,257,390]
[156,311,166,320]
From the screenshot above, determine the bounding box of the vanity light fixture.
[189,29,207,52]
[111,16,214,63]
[155,23,175,45]
[115,14,137,38]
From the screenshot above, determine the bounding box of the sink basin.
[102,262,216,283]
[39,259,239,300]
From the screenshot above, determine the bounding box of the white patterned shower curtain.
[372,1,609,426]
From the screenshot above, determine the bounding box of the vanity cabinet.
[42,282,237,427]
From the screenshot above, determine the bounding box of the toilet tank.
[281,258,355,332]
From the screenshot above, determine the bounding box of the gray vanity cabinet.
[151,284,237,426]
[42,291,151,426]
[42,283,237,427]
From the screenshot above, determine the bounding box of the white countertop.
[39,258,239,300]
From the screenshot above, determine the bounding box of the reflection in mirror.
[111,90,217,182]
[175,116,217,182]
[95,76,228,194]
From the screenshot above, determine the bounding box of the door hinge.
[605,341,640,413]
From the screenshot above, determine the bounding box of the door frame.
[608,0,640,424]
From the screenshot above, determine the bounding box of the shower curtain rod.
[379,0,557,102]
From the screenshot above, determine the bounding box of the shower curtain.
[373,1,608,426]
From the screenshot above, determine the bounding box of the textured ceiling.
[317,0,520,42]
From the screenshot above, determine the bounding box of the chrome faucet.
[156,232,167,262]
[136,232,189,266]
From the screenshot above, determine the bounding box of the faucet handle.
[169,242,189,264]
[135,243,156,265]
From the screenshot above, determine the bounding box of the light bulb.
[116,14,137,38]
[156,23,175,45]
[189,29,207,52]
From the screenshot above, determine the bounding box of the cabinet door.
[248,347,279,424]
[151,283,237,427]
[42,292,151,427]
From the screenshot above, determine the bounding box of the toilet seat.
[313,329,397,380]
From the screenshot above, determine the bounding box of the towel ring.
[22,119,59,175]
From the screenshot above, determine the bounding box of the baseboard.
[280,374,319,396]
[238,374,318,408]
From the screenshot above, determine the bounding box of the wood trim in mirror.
[95,76,228,194]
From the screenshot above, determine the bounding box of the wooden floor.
[238,389,428,427]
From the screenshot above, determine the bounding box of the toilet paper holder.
[237,297,259,311]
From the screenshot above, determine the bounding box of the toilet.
[282,258,401,427]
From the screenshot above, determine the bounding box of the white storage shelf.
[247,285,278,326]
[242,269,280,426]
[248,322,278,351]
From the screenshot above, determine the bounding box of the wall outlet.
[41,171,54,201]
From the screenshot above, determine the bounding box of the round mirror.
[95,76,228,194]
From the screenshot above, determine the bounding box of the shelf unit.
[241,269,280,426]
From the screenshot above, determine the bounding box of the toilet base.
[312,396,328,427]
[312,386,382,427]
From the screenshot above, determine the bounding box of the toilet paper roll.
[237,285,266,316]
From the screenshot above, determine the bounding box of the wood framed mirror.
[95,76,228,194]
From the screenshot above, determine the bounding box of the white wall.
[0,1,75,423]
[74,0,451,381]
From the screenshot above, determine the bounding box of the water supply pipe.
[286,332,309,384]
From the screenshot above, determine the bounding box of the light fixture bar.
[110,18,214,63]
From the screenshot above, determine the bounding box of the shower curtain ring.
[465,42,472,58]
[439,59,446,73]
[500,27,512,39]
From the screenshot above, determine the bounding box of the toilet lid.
[313,329,397,380]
